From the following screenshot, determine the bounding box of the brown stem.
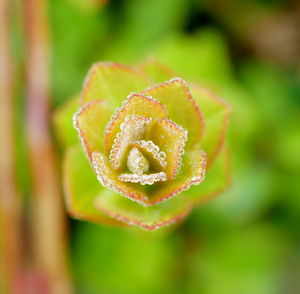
[23,0,72,293]
[0,0,24,292]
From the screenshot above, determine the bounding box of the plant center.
[127,147,149,175]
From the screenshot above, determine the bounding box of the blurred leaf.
[73,99,112,156]
[191,84,231,166]
[67,0,108,13]
[71,223,177,294]
[50,0,110,104]
[104,0,190,62]
[139,57,177,84]
[185,224,290,294]
[149,29,234,86]
[189,145,230,205]
[81,62,148,107]
[53,97,80,147]
[64,145,123,226]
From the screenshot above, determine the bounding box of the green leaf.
[94,187,192,231]
[60,60,232,231]
[190,83,231,167]
[108,115,152,171]
[149,118,187,180]
[188,145,231,205]
[149,30,234,85]
[53,97,80,147]
[91,151,149,205]
[104,93,168,154]
[187,225,289,294]
[63,145,123,226]
[139,57,176,84]
[142,78,204,148]
[93,150,207,229]
[73,99,112,158]
[81,62,149,108]
[92,148,206,208]
[147,149,207,206]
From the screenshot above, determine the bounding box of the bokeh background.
[2,0,300,293]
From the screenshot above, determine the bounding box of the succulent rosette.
[54,59,231,230]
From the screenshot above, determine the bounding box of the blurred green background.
[14,0,300,293]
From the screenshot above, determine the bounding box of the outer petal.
[92,152,148,205]
[63,145,124,226]
[94,189,193,231]
[73,99,112,159]
[53,96,80,147]
[190,83,231,167]
[149,118,187,180]
[147,149,207,206]
[142,78,204,148]
[139,57,177,84]
[104,93,168,154]
[189,145,231,206]
[81,62,148,107]
[92,149,206,207]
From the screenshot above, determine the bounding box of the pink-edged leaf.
[190,83,231,167]
[92,151,149,205]
[146,149,207,206]
[92,149,206,207]
[139,57,177,84]
[142,78,205,148]
[149,118,187,180]
[109,115,152,170]
[189,144,231,206]
[94,188,193,231]
[63,145,124,227]
[118,172,167,185]
[104,93,168,154]
[73,99,112,159]
[53,97,80,147]
[81,62,148,107]
[130,140,167,171]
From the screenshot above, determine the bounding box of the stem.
[23,0,72,292]
[0,0,23,292]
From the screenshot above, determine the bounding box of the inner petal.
[130,140,167,171]
[149,118,188,180]
[118,172,167,185]
[119,142,168,186]
[104,93,168,154]
[127,147,149,175]
[109,115,152,170]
